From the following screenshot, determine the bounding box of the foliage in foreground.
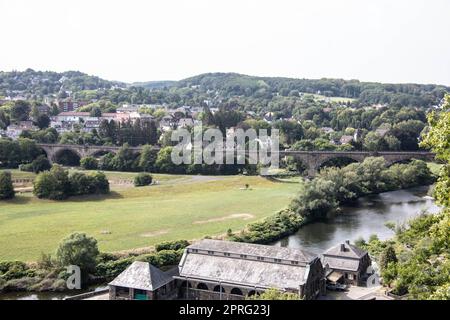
[358,211,449,299]
[0,236,190,292]
[246,288,301,300]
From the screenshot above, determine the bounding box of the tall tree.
[11,100,31,122]
[420,94,450,207]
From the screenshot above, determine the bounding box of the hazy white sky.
[1,0,449,85]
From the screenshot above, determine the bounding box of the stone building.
[175,239,326,300]
[322,240,371,286]
[109,261,178,300]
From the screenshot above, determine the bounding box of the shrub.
[34,166,109,200]
[33,171,66,200]
[155,240,189,252]
[89,171,109,194]
[80,156,98,170]
[0,261,29,281]
[134,173,153,187]
[19,156,51,174]
[19,163,34,172]
[69,172,97,195]
[31,155,52,173]
[0,171,15,200]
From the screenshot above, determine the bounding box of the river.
[276,185,440,254]
[0,186,439,300]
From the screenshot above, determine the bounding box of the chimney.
[340,244,345,252]
[345,240,350,245]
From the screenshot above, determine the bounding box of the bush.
[229,209,304,244]
[0,261,29,281]
[89,171,109,194]
[69,172,97,195]
[19,163,34,172]
[80,156,98,170]
[0,171,15,200]
[21,156,52,173]
[31,155,52,173]
[33,171,66,200]
[34,165,109,200]
[134,173,153,187]
[155,240,189,252]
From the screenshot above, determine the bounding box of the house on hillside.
[6,121,37,139]
[322,240,371,286]
[109,261,178,300]
[339,135,354,145]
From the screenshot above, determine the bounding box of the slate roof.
[178,240,320,290]
[109,261,174,291]
[187,239,317,263]
[322,241,368,272]
[323,241,367,259]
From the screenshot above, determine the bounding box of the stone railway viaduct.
[37,143,436,177]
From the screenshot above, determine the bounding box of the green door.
[134,290,148,300]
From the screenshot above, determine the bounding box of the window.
[291,261,298,265]
[274,259,281,263]
[257,257,264,261]
[240,254,247,258]
[223,252,231,257]
[348,274,354,280]
[208,251,214,255]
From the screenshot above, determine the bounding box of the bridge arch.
[317,155,361,171]
[88,149,117,158]
[53,148,82,166]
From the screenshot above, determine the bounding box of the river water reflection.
[277,186,439,255]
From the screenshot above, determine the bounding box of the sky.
[1,0,450,85]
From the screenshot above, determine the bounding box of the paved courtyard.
[319,285,393,300]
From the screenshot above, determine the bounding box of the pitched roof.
[188,239,317,263]
[322,256,361,272]
[109,261,173,291]
[322,241,368,272]
[178,240,320,290]
[58,112,89,116]
[323,241,367,259]
[179,251,311,290]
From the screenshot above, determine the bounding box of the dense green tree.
[80,156,98,170]
[31,155,51,173]
[56,232,99,274]
[10,100,31,122]
[0,171,15,200]
[35,114,50,129]
[379,246,398,270]
[420,94,450,207]
[138,145,157,172]
[155,147,184,173]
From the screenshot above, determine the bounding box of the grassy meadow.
[0,173,301,261]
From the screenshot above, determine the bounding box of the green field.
[0,174,301,261]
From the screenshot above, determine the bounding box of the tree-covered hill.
[0,69,125,98]
[1,69,448,109]
[176,72,449,107]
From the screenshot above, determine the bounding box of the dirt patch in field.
[193,213,255,225]
[140,230,170,237]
